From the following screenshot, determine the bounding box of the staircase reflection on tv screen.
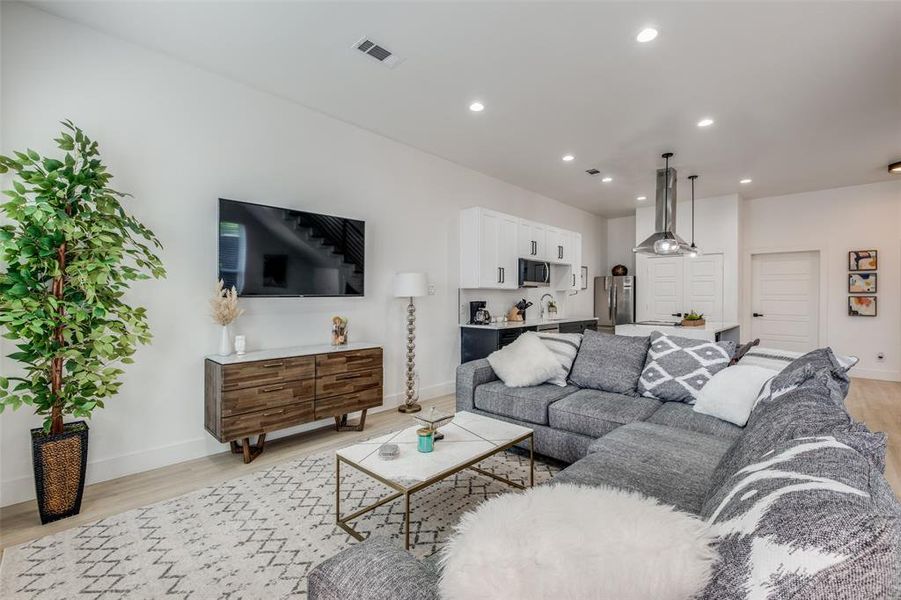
[218,198,365,297]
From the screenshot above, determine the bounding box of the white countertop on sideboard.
[206,342,381,364]
[460,315,598,330]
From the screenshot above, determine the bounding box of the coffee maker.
[469,301,491,325]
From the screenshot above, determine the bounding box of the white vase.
[218,325,232,356]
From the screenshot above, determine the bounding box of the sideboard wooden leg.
[336,410,368,432]
[236,434,266,464]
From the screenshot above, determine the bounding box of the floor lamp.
[393,272,427,414]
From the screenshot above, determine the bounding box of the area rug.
[0,445,557,599]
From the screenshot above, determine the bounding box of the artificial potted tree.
[0,121,165,523]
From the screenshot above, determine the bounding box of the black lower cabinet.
[460,320,598,362]
[461,326,536,363]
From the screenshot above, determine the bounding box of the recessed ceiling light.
[740,178,752,184]
[562,154,575,162]
[889,161,901,174]
[636,28,658,43]
[469,101,484,112]
[697,117,714,127]
[601,176,613,183]
[636,196,647,201]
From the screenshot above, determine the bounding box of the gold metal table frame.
[336,431,534,550]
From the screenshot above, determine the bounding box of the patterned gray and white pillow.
[535,332,582,387]
[701,435,901,600]
[638,331,735,404]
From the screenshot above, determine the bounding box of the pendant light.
[685,174,701,258]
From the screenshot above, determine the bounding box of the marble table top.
[336,411,532,489]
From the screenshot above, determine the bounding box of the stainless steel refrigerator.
[594,276,635,334]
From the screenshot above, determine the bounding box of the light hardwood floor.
[1,378,898,551]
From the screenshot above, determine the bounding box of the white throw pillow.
[692,365,775,426]
[440,484,715,600]
[487,332,561,388]
[535,332,582,386]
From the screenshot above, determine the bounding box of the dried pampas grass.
[210,280,244,326]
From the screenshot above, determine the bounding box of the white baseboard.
[850,368,901,382]
[0,380,455,508]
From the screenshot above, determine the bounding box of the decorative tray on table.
[414,407,454,440]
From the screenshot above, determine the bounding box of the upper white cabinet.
[461,208,583,290]
[461,208,519,289]
[518,220,548,260]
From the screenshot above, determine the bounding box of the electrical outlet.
[428,284,436,296]
[876,352,885,362]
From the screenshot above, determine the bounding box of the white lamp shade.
[393,272,428,298]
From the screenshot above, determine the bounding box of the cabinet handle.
[498,267,502,283]
[671,313,683,318]
[262,362,284,368]
[261,385,285,393]
[572,274,576,287]
[500,267,505,283]
[752,312,765,317]
[558,246,563,259]
[336,372,368,381]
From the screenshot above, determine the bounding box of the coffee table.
[335,410,534,549]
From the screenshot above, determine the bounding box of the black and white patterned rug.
[0,445,558,599]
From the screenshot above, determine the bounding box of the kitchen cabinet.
[460,207,583,290]
[569,232,582,291]
[518,220,548,259]
[461,208,519,289]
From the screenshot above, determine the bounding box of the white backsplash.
[458,287,583,324]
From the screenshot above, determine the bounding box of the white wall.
[0,4,605,506]
[635,194,742,323]
[606,215,636,276]
[742,180,901,381]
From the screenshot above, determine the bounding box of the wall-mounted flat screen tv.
[218,198,365,297]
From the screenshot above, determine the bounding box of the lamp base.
[398,403,422,414]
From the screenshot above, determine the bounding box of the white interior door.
[684,254,724,322]
[643,256,684,321]
[751,251,819,352]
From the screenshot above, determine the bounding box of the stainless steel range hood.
[633,153,691,255]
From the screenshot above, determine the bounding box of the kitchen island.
[615,321,740,344]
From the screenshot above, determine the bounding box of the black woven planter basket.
[31,421,89,524]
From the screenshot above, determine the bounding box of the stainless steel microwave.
[518,259,550,287]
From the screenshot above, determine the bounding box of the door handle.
[752,312,765,317]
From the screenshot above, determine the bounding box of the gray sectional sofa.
[309,337,901,600]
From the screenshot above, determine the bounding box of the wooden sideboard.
[204,343,383,463]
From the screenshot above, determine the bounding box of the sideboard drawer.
[316,348,383,376]
[222,356,315,390]
[316,368,382,398]
[221,402,314,440]
[221,379,314,417]
[315,387,382,419]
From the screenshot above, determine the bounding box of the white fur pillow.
[693,365,774,426]
[440,484,715,600]
[487,332,561,387]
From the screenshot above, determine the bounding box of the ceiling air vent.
[354,37,402,68]
[585,169,600,176]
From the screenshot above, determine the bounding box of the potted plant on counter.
[0,121,165,523]
[681,310,706,328]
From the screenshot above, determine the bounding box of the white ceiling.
[32,1,901,216]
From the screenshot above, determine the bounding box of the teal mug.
[417,428,434,453]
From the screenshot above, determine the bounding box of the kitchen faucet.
[539,293,555,319]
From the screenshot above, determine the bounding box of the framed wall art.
[849,250,877,271]
[848,295,877,317]
[848,273,877,294]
